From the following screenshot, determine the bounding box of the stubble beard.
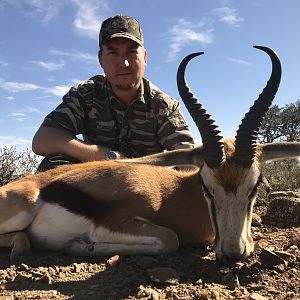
[115,81,136,91]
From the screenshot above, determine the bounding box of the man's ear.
[144,48,147,66]
[98,50,103,67]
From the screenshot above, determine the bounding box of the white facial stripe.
[200,163,260,261]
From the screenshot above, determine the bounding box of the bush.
[263,159,300,191]
[256,159,300,206]
[0,146,40,186]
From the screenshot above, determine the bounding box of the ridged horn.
[234,46,282,167]
[177,52,225,168]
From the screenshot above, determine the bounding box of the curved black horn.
[234,46,282,167]
[177,52,225,168]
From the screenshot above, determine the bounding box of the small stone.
[18,263,29,271]
[289,230,300,248]
[48,267,56,275]
[219,267,230,274]
[147,267,180,284]
[71,263,82,273]
[255,239,269,250]
[38,275,52,284]
[106,255,120,266]
[13,274,32,285]
[150,289,160,300]
[221,273,240,290]
[0,296,14,300]
[273,250,295,260]
[194,290,210,299]
[252,213,262,227]
[59,266,70,273]
[249,293,269,300]
[268,191,300,199]
[260,249,287,270]
[250,284,267,291]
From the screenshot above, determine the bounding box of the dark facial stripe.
[210,199,220,245]
[248,173,263,199]
[199,175,219,244]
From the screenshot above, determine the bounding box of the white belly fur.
[27,202,92,251]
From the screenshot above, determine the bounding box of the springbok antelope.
[0,46,299,265]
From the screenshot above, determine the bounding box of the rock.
[256,239,269,250]
[260,249,287,272]
[252,213,262,227]
[147,267,180,284]
[136,285,160,299]
[106,255,120,267]
[249,293,269,300]
[262,195,300,227]
[0,296,14,300]
[18,263,29,271]
[289,229,300,248]
[13,273,32,285]
[221,273,240,290]
[273,250,295,260]
[37,275,52,284]
[268,191,300,200]
[71,263,82,273]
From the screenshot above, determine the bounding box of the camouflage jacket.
[41,75,195,158]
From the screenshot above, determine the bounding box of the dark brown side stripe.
[40,181,118,226]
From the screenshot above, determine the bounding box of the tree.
[0,146,39,186]
[257,99,300,192]
[281,100,300,141]
[258,100,300,143]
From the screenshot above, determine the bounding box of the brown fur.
[0,161,214,245]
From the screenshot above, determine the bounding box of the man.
[32,14,195,171]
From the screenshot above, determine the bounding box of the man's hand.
[32,126,126,162]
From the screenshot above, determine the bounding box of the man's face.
[99,38,147,94]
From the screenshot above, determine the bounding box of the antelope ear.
[168,165,200,172]
[260,142,300,162]
[190,144,205,167]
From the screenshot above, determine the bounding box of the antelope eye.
[201,181,214,200]
[248,174,263,199]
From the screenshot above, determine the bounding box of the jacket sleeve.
[157,99,195,150]
[40,81,94,135]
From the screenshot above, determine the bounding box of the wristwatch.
[105,150,119,160]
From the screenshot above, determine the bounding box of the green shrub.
[0,146,40,186]
[263,159,299,191]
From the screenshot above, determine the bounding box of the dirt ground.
[0,205,299,300]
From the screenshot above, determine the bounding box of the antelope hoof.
[10,232,31,263]
[68,237,95,256]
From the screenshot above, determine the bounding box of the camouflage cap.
[99,15,144,48]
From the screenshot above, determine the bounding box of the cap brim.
[107,33,143,47]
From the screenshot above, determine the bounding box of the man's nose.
[118,56,129,67]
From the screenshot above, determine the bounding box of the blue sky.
[0,0,299,150]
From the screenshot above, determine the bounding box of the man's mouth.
[117,73,132,76]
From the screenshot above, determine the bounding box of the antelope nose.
[220,253,241,266]
[220,246,247,265]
